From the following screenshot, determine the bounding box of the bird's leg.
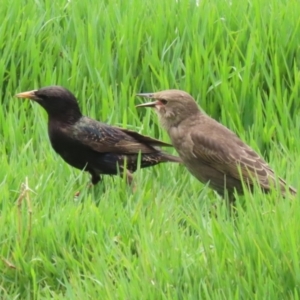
[74,173,102,197]
[124,170,136,192]
[125,170,133,185]
[91,174,102,185]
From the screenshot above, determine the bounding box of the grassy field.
[1,0,300,298]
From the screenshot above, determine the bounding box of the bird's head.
[15,86,82,122]
[136,89,200,130]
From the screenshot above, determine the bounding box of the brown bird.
[15,86,181,186]
[136,89,296,201]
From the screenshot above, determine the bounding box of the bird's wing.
[190,130,278,189]
[66,117,166,154]
[117,128,173,147]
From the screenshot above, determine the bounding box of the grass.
[0,0,300,298]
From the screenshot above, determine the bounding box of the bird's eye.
[160,99,168,105]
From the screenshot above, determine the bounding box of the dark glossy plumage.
[16,86,181,185]
[136,89,297,201]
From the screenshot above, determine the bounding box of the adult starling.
[15,86,181,185]
[136,89,297,200]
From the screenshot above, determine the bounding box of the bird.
[15,86,181,186]
[136,89,297,201]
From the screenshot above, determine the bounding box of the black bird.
[136,89,296,201]
[16,86,181,186]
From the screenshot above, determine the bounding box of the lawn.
[1,0,300,298]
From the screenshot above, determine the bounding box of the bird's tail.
[159,152,182,163]
[288,186,297,196]
[277,177,297,197]
[281,184,297,197]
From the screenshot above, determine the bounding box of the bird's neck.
[161,111,203,132]
[48,110,82,126]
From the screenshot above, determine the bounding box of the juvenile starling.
[15,86,181,185]
[136,89,297,200]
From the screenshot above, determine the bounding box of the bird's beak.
[135,101,158,108]
[136,93,157,108]
[136,93,154,98]
[15,90,38,100]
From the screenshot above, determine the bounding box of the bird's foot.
[74,191,80,198]
[125,170,137,192]
[74,182,96,198]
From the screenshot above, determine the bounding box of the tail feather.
[280,182,297,197]
[266,176,297,198]
[159,152,182,163]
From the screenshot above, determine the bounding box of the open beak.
[135,101,158,108]
[136,93,154,98]
[136,93,157,108]
[15,90,38,100]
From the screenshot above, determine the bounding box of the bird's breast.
[168,126,194,159]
